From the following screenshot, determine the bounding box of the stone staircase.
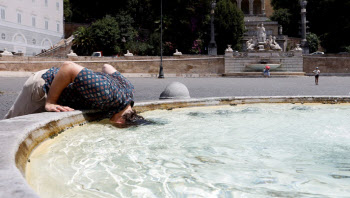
[35,35,74,57]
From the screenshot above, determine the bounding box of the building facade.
[0,0,63,56]
[234,0,273,17]
[233,0,288,51]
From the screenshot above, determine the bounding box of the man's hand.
[45,103,74,112]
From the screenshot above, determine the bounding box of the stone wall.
[0,55,224,77]
[303,54,350,75]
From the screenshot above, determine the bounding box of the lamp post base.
[208,43,217,55]
[158,65,164,78]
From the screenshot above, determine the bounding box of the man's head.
[110,105,146,127]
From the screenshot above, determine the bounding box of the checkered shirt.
[42,67,134,115]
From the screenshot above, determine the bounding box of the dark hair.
[122,110,147,126]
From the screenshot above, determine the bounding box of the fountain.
[1,96,350,197]
[224,23,304,76]
[246,23,282,52]
[247,61,281,71]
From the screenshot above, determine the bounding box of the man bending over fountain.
[5,62,144,126]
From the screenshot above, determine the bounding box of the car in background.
[310,51,324,55]
[91,51,103,57]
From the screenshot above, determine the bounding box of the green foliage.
[270,9,291,35]
[345,46,350,53]
[72,16,120,56]
[270,0,300,37]
[214,0,244,54]
[115,12,137,41]
[307,0,350,53]
[89,15,120,56]
[161,0,212,54]
[306,33,319,53]
[67,0,247,55]
[271,0,350,53]
[72,27,95,56]
[63,0,72,21]
[125,41,153,56]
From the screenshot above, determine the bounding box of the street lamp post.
[208,0,217,55]
[158,0,164,78]
[300,0,309,54]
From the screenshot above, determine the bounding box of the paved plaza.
[1,76,350,119]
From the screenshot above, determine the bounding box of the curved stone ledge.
[1,96,350,198]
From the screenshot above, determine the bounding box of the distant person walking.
[313,67,320,85]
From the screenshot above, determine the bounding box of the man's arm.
[45,62,84,112]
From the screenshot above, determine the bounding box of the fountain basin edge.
[1,96,350,198]
[247,64,281,71]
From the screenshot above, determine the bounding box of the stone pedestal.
[225,51,233,57]
[208,43,217,55]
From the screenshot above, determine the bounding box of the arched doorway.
[12,33,27,54]
[253,0,262,15]
[41,38,52,49]
[241,0,249,15]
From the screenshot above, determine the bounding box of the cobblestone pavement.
[1,76,350,119]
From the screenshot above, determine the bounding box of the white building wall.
[0,0,63,56]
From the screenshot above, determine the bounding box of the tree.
[89,15,120,56]
[214,0,244,54]
[63,0,72,21]
[72,16,120,56]
[270,0,300,37]
[72,27,95,56]
[306,33,319,53]
[270,9,291,35]
[160,0,212,54]
[271,0,350,53]
[307,0,350,53]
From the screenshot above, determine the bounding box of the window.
[1,33,5,40]
[56,2,59,11]
[32,16,36,27]
[17,13,21,24]
[56,23,60,32]
[45,20,48,30]
[45,0,48,7]
[0,8,5,20]
[32,39,36,45]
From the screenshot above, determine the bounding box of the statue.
[124,50,133,57]
[270,36,282,51]
[266,35,272,47]
[67,50,78,57]
[225,45,233,52]
[173,49,182,56]
[246,39,255,51]
[257,23,266,43]
[293,44,302,51]
[0,48,13,56]
[279,25,283,35]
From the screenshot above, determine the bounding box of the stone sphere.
[159,82,190,99]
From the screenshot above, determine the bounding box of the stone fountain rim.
[1,95,350,198]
